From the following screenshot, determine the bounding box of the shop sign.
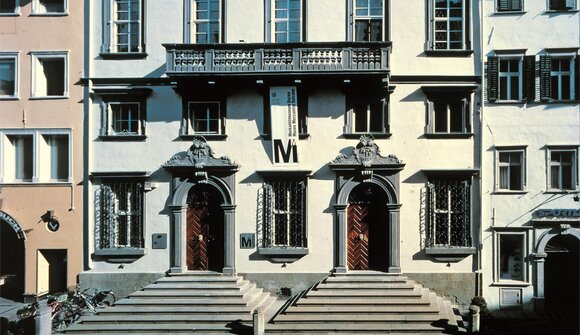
[535,209,580,218]
[240,233,255,249]
[270,86,298,164]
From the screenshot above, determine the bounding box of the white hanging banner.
[270,86,299,164]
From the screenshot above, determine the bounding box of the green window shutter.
[462,98,471,133]
[540,55,551,101]
[487,56,499,101]
[511,0,522,10]
[574,56,579,100]
[498,0,509,11]
[523,55,536,102]
[566,0,576,9]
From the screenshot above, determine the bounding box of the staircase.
[266,272,463,334]
[65,272,277,334]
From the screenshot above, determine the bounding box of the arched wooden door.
[545,234,579,314]
[186,185,224,272]
[347,184,388,271]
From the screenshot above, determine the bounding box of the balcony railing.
[164,42,390,76]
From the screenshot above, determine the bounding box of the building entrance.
[185,185,224,272]
[545,234,579,314]
[347,184,389,271]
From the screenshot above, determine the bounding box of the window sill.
[260,134,310,140]
[30,13,68,16]
[0,13,20,16]
[179,134,227,141]
[29,96,69,100]
[544,9,579,13]
[257,247,308,263]
[0,182,73,187]
[424,50,474,57]
[424,133,473,139]
[492,11,527,15]
[492,190,528,195]
[99,52,148,60]
[544,189,577,194]
[0,96,19,100]
[490,281,531,287]
[342,133,392,139]
[489,100,526,105]
[99,135,147,142]
[93,248,147,263]
[425,247,475,262]
[539,98,579,104]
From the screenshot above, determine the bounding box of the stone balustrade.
[164,42,390,75]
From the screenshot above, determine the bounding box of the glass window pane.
[434,103,447,132]
[369,102,383,132]
[0,58,16,96]
[499,166,509,189]
[12,136,33,181]
[561,74,571,100]
[510,76,519,100]
[0,0,17,13]
[354,104,368,132]
[499,235,524,281]
[355,21,369,41]
[509,164,522,190]
[449,102,464,132]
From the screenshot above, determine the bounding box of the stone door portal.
[185,186,224,272]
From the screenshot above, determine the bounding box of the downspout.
[82,0,91,271]
[476,0,485,297]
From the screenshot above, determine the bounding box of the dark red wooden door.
[347,204,370,270]
[186,205,210,270]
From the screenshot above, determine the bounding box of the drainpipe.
[476,0,485,297]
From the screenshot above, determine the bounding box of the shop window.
[498,233,525,282]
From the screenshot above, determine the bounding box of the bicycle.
[66,284,116,316]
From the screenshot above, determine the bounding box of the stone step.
[272,313,443,323]
[295,296,431,306]
[283,305,441,314]
[318,282,416,290]
[307,287,422,297]
[116,298,248,306]
[155,276,243,283]
[130,289,248,298]
[79,314,253,324]
[65,323,250,333]
[97,306,252,315]
[141,282,248,290]
[325,275,409,283]
[265,322,451,333]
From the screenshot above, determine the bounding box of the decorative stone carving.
[164,136,235,170]
[331,134,402,166]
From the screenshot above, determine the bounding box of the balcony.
[164,42,390,78]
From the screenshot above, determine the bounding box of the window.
[0,0,18,14]
[187,102,223,135]
[496,0,523,12]
[265,0,303,43]
[31,52,67,98]
[32,0,66,14]
[548,0,576,10]
[189,0,222,43]
[95,88,151,139]
[540,55,576,101]
[95,181,144,249]
[0,53,17,98]
[102,0,144,54]
[353,0,383,41]
[496,148,525,191]
[1,130,71,183]
[427,177,471,248]
[344,90,389,136]
[7,135,33,182]
[423,88,472,135]
[547,148,577,191]
[428,0,468,51]
[110,102,143,135]
[260,179,306,248]
[498,233,525,282]
[487,55,535,102]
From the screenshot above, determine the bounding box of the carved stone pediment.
[163,136,237,170]
[330,134,403,167]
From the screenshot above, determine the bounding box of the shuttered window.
[496,0,523,12]
[487,55,535,102]
[548,0,576,10]
[540,55,577,101]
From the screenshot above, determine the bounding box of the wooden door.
[186,205,210,271]
[347,204,370,270]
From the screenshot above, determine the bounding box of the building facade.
[82,0,483,305]
[481,0,579,312]
[0,0,84,302]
